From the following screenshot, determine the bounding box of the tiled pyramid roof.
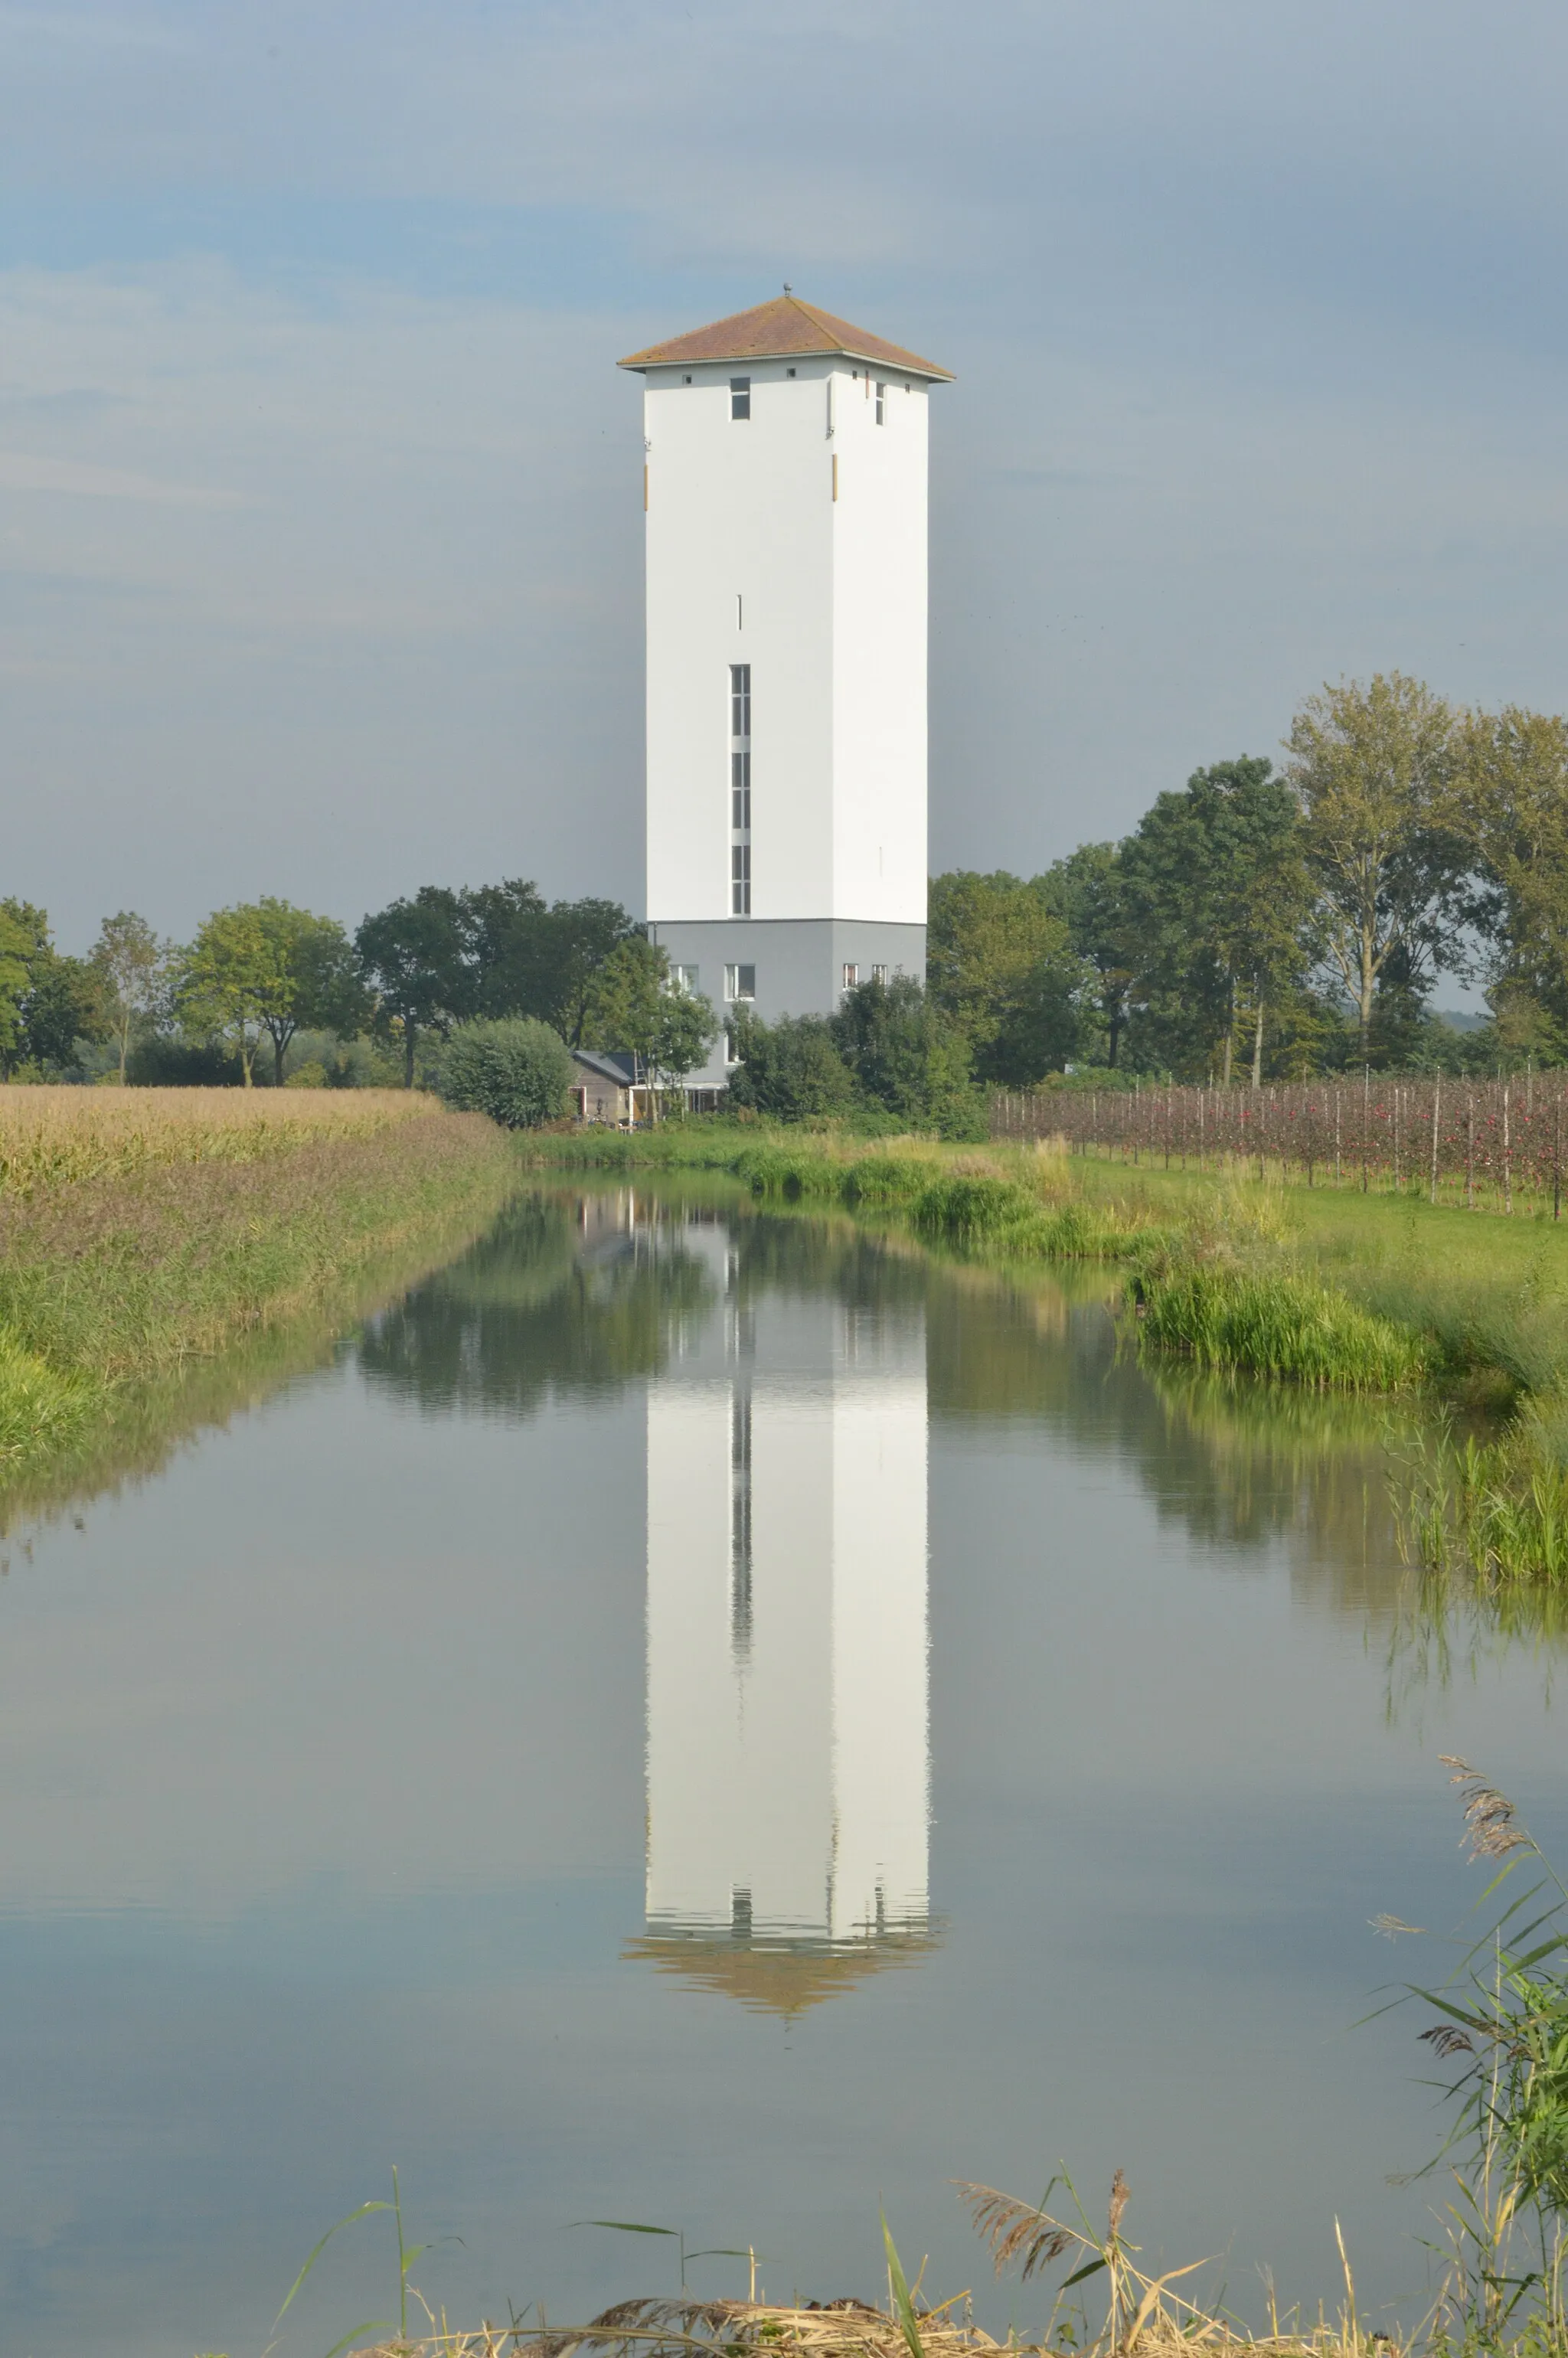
[619,294,953,381]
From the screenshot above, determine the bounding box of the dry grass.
[0,1083,439,1197]
[0,1092,517,1486]
[337,2296,1389,2358]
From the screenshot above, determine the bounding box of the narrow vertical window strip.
[729,663,752,917]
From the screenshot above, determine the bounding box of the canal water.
[2,1184,1564,2356]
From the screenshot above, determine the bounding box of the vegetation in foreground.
[0,1086,517,1488]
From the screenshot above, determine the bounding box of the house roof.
[618,294,954,383]
[571,1047,637,1086]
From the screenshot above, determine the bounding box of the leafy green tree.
[461,882,642,1043]
[727,1012,858,1118]
[176,906,289,1086]
[356,888,472,1086]
[91,911,166,1083]
[0,904,38,1073]
[579,937,720,1098]
[1118,758,1310,1084]
[1285,672,1466,1060]
[831,974,983,1137]
[249,900,366,1086]
[1035,844,1134,1068]
[439,1017,573,1127]
[1455,705,1568,1061]
[927,871,1088,1083]
[22,951,109,1070]
[0,899,111,1076]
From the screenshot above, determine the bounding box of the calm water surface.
[3,1185,1565,2356]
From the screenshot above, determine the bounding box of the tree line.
[8,669,1565,1108]
[926,672,1568,1088]
[0,885,716,1090]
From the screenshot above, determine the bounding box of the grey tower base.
[648,918,927,1092]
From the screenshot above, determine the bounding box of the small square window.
[672,965,699,994]
[725,964,756,1002]
[730,377,751,420]
[786,367,796,379]
[841,962,859,990]
[683,373,692,384]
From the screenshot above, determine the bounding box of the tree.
[831,974,983,1137]
[1455,705,1568,1061]
[0,899,110,1076]
[439,1017,573,1128]
[1285,673,1466,1060]
[461,882,642,1043]
[0,904,35,1073]
[1117,758,1310,1085]
[356,888,472,1086]
[21,951,109,1070]
[727,1011,858,1118]
[249,900,366,1086]
[177,905,289,1086]
[1035,844,1135,1068]
[927,871,1089,1083]
[91,912,165,1083]
[579,937,719,1104]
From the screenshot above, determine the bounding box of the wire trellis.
[991,1073,1568,1216]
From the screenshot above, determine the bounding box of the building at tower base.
[619,295,952,1092]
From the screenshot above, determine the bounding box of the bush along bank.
[0,1094,518,1483]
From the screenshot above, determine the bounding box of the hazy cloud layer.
[3,0,1566,945]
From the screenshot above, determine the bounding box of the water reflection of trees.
[357,1196,715,1415]
[923,1263,1413,1620]
[354,1187,1565,1658]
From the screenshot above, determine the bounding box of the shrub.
[727,1012,858,1119]
[438,1017,572,1129]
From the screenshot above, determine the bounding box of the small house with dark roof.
[619,294,950,1092]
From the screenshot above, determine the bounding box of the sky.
[4,0,1568,952]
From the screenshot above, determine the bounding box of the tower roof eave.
[617,294,954,383]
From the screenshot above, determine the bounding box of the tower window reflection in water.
[639,1218,933,2008]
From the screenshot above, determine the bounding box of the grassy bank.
[0,1087,518,1491]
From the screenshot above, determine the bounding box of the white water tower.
[619,293,952,1088]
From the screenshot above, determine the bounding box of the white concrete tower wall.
[642,1368,929,1948]
[828,1379,930,1942]
[643,361,838,926]
[830,368,929,929]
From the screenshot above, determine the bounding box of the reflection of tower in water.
[632,1224,933,2015]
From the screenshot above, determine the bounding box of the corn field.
[991,1073,1568,1215]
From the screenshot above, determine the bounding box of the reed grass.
[0,1088,517,1488]
[1137,1264,1430,1393]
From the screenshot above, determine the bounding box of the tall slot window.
[874,380,887,424]
[730,375,751,420]
[730,663,751,915]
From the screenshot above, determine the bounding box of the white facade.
[639,1228,930,1988]
[621,299,950,1084]
[641,357,929,929]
